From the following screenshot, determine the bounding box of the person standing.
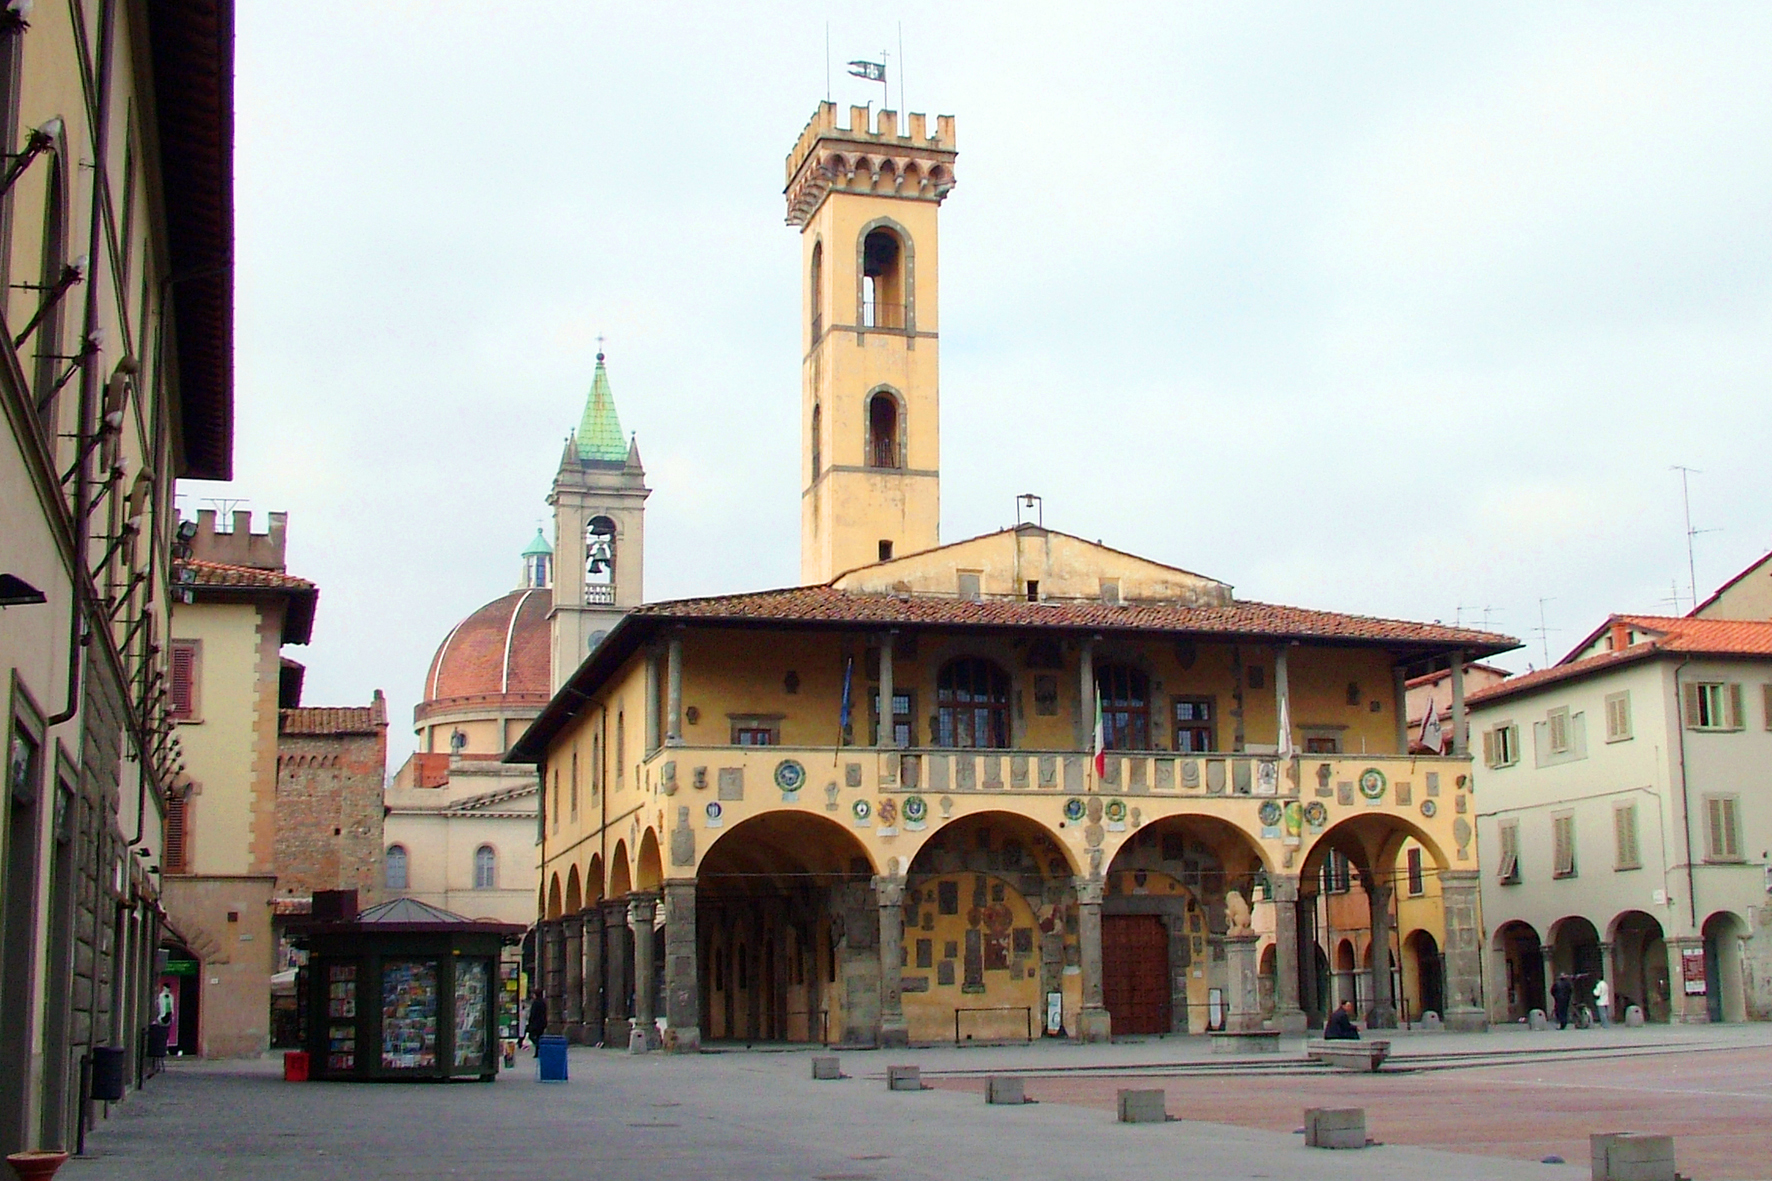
[1551,973,1574,1030]
[525,989,549,1055]
[1593,977,1612,1027]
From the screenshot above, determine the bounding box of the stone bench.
[1591,1132,1677,1181]
[1116,1088,1168,1124]
[886,1064,924,1092]
[1306,1039,1391,1072]
[1210,1030,1283,1054]
[1304,1106,1368,1150]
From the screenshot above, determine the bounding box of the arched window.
[867,393,900,469]
[809,240,824,339]
[584,516,616,605]
[385,845,408,891]
[811,402,822,479]
[861,227,905,328]
[937,658,1011,748]
[474,845,497,890]
[1096,664,1150,750]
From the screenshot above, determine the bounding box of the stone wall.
[274,714,387,905]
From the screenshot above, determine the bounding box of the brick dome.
[421,588,551,713]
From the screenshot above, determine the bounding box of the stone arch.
[546,873,563,920]
[584,853,605,907]
[903,810,1075,1043]
[698,812,876,1044]
[1402,928,1443,1020]
[1703,910,1749,1023]
[862,383,906,470]
[1491,918,1545,1022]
[564,865,582,915]
[1300,813,1450,884]
[1608,909,1667,1023]
[607,839,632,899]
[1547,914,1603,1016]
[855,215,915,331]
[636,827,664,892]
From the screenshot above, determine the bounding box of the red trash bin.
[283,1051,309,1082]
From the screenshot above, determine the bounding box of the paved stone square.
[65,1027,1772,1181]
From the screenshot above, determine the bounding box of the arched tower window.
[937,657,1011,748]
[867,393,900,469]
[526,551,550,588]
[474,845,497,890]
[1096,664,1151,750]
[862,227,905,329]
[811,402,822,479]
[585,516,616,605]
[385,845,408,891]
[809,239,824,339]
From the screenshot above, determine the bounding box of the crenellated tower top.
[784,101,957,227]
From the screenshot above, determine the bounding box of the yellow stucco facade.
[514,101,1515,1052]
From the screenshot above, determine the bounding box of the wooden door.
[1103,915,1171,1035]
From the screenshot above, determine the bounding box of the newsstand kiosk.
[291,895,524,1082]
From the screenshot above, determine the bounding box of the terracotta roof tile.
[1467,614,1772,707]
[632,584,1517,648]
[178,558,314,591]
[280,698,387,736]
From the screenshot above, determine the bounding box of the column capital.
[871,874,907,907]
[1269,873,1300,903]
[628,893,659,924]
[1073,876,1104,906]
[561,912,585,934]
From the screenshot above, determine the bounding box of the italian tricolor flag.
[1092,692,1106,779]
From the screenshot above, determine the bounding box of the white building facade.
[1471,614,1772,1025]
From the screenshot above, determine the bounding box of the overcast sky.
[182,2,1772,769]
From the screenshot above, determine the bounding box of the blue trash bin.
[537,1035,568,1083]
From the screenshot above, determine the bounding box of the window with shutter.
[1613,804,1640,870]
[1497,822,1521,883]
[168,641,199,721]
[1547,708,1570,754]
[1688,682,1736,730]
[1482,728,1496,767]
[1726,683,1744,730]
[1763,683,1772,731]
[1406,847,1424,896]
[1604,692,1632,741]
[163,792,188,873]
[1705,795,1742,862]
[1552,814,1577,878]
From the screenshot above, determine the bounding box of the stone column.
[1449,649,1468,756]
[629,893,660,1050]
[666,633,684,746]
[581,907,605,1043]
[1366,877,1397,1028]
[1541,944,1558,1015]
[1665,937,1708,1023]
[542,920,567,1035]
[562,913,585,1040]
[1297,891,1322,1025]
[1439,870,1489,1031]
[877,632,894,748]
[874,875,908,1047]
[662,881,701,1052]
[1074,876,1112,1042]
[1271,875,1308,1035]
[602,899,631,1045]
[1224,933,1262,1031]
[1599,940,1618,1023]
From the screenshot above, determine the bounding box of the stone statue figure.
[1224,889,1254,935]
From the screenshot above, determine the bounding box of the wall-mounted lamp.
[1,0,34,36]
[0,573,47,606]
[0,115,59,195]
[14,254,86,350]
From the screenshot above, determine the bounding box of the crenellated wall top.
[784,101,958,227]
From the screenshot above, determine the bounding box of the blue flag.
[840,656,854,737]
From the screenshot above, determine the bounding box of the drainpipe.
[1672,659,1698,929]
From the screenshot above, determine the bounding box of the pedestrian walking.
[1593,977,1611,1027]
[1551,973,1574,1030]
[1324,998,1361,1040]
[526,989,548,1055]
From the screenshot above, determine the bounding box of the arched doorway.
[156,943,201,1056]
[1492,920,1545,1022]
[1102,814,1268,1036]
[1703,911,1747,1024]
[904,811,1073,1043]
[1548,915,1603,1018]
[1609,911,1669,1023]
[1403,929,1444,1020]
[1336,939,1360,1009]
[697,812,875,1045]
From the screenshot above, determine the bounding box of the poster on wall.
[381,960,439,1069]
[454,959,489,1069]
[1681,948,1707,996]
[153,976,180,1051]
[326,963,358,1071]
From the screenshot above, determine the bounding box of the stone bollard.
[1116,1088,1167,1124]
[811,1055,841,1080]
[886,1064,923,1092]
[1418,1011,1443,1031]
[1528,1008,1549,1031]
[986,1077,1026,1105]
[1624,1005,1645,1028]
[1304,1107,1368,1150]
[1590,1132,1676,1181]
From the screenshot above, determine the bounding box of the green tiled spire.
[521,527,553,557]
[576,352,628,463]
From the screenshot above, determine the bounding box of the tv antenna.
[1532,597,1560,668]
[1671,465,1717,611]
[203,497,249,530]
[1658,580,1685,614]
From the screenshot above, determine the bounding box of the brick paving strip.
[929,1044,1772,1181]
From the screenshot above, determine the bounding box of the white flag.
[1419,695,1444,753]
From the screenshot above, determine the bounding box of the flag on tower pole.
[840,656,854,739]
[1092,692,1107,779]
[1419,695,1444,754]
[847,59,886,82]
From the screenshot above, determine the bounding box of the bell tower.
[786,102,957,584]
[549,351,649,691]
